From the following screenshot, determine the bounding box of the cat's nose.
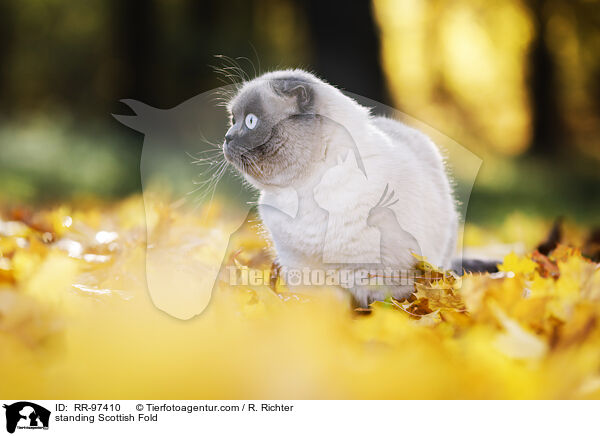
[225,133,234,144]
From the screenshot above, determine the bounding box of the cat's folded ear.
[270,78,314,112]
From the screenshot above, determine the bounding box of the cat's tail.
[451,258,499,275]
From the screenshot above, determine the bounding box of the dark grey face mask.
[223,77,317,180]
[224,90,273,162]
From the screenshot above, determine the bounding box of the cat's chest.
[258,198,329,264]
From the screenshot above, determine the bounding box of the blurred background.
[0,0,598,225]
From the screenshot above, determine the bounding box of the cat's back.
[370,116,457,268]
[371,116,446,172]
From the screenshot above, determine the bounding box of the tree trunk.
[298,0,388,104]
[526,0,563,156]
[110,0,159,105]
[0,0,14,113]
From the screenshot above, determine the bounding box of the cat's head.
[223,70,328,188]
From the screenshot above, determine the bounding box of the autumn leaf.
[0,196,599,399]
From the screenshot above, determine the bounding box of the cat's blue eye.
[245,113,258,130]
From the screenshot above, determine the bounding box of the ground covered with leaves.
[0,196,599,399]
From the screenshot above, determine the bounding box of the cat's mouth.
[226,132,278,177]
[239,144,270,179]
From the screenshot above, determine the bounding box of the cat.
[223,69,464,307]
